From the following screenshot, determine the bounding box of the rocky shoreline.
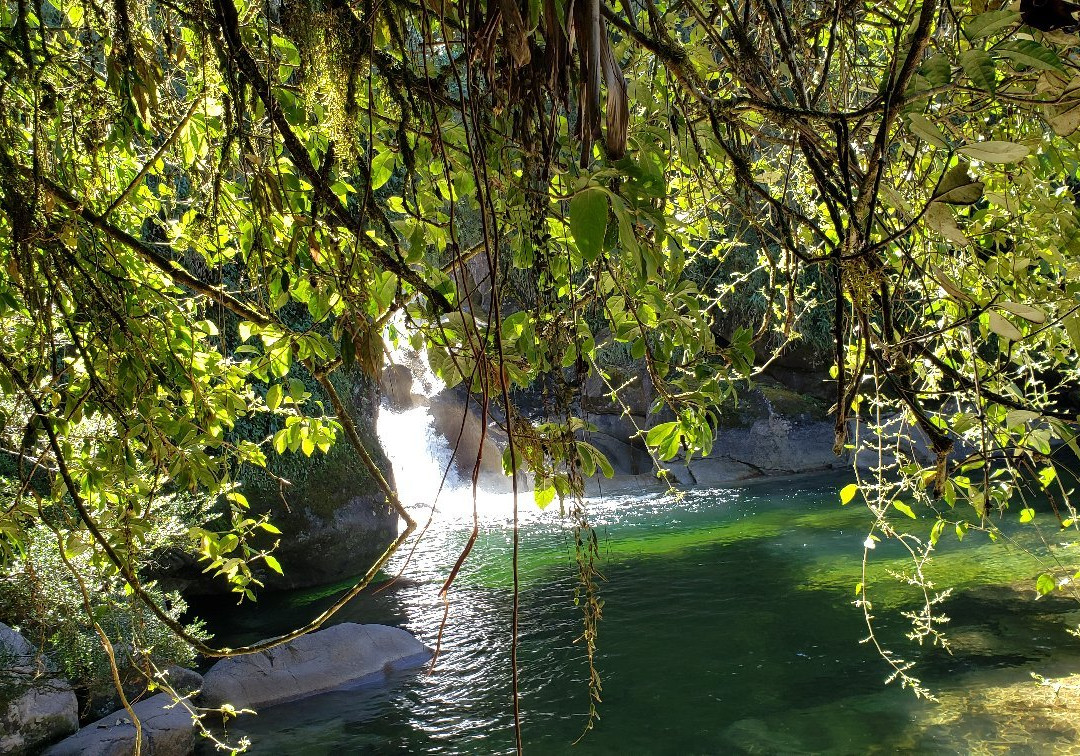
[2,622,430,755]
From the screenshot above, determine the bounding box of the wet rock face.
[380,363,420,411]
[156,370,400,594]
[0,623,78,755]
[264,372,399,590]
[200,623,431,710]
[427,389,514,491]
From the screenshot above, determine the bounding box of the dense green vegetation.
[4,0,1080,747]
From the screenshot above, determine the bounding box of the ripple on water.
[203,479,1080,754]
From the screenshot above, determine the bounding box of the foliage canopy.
[4,0,1080,744]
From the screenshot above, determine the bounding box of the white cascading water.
[376,324,531,526]
[377,329,461,508]
[378,404,464,512]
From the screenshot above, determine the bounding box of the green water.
[203,477,1080,754]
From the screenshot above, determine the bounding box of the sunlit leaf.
[892,501,917,519]
[987,311,1024,341]
[998,301,1046,323]
[266,384,283,411]
[839,483,859,505]
[958,141,1030,164]
[569,188,609,263]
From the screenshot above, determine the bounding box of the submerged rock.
[0,623,78,754]
[723,667,1080,754]
[200,623,431,710]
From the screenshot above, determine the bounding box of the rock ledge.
[201,623,431,710]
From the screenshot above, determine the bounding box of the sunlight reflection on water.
[201,397,1080,754]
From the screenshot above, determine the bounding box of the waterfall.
[377,403,466,512]
[377,399,543,525]
[376,321,530,525]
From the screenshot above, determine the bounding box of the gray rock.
[44,693,197,756]
[0,623,78,754]
[270,492,399,590]
[428,390,512,491]
[161,666,203,696]
[201,623,431,710]
[379,363,420,411]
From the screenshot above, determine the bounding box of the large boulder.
[44,686,200,756]
[201,623,431,710]
[0,623,78,754]
[427,389,514,491]
[694,414,846,482]
[578,380,844,491]
[151,368,399,594]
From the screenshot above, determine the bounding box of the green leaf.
[645,421,679,447]
[1006,409,1040,428]
[987,311,1024,342]
[373,272,398,311]
[569,188,610,263]
[924,203,971,246]
[959,49,997,91]
[1038,466,1057,490]
[998,301,1046,324]
[994,40,1064,72]
[534,484,556,509]
[963,9,1019,40]
[1020,507,1035,523]
[340,330,356,369]
[839,483,859,505]
[892,501,917,519]
[259,521,283,534]
[264,555,283,575]
[288,378,306,402]
[595,449,614,479]
[1066,314,1080,352]
[907,113,948,149]
[932,163,983,205]
[370,150,396,190]
[266,384,283,411]
[958,141,1030,164]
[1036,572,1056,596]
[930,519,946,546]
[920,55,952,87]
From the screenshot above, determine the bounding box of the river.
[201,475,1080,754]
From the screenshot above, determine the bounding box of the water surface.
[204,478,1080,754]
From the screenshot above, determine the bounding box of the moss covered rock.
[244,369,399,590]
[0,623,78,754]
